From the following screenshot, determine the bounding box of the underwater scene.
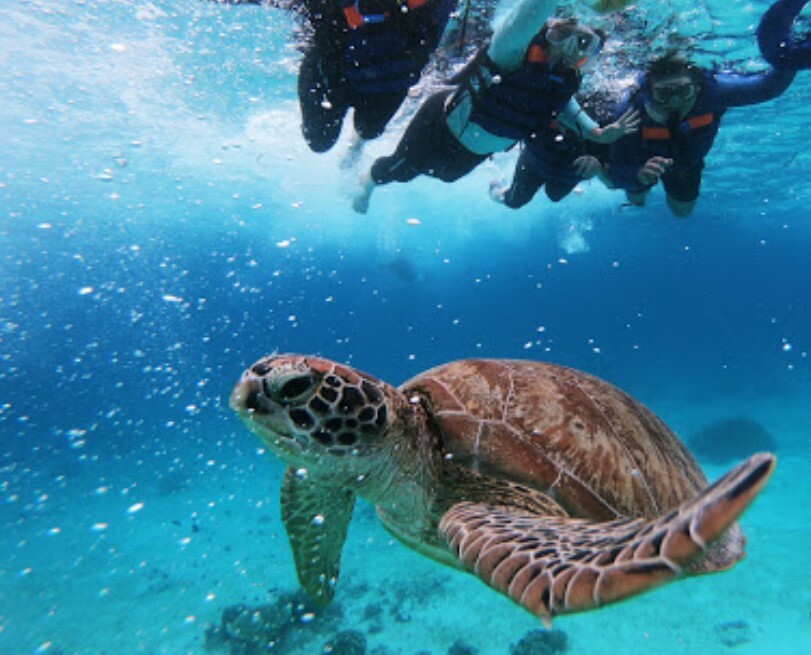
[1,0,810,654]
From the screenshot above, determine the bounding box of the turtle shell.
[400,359,707,521]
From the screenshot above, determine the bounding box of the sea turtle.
[229,355,775,624]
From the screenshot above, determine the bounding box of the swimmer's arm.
[487,0,558,72]
[757,0,811,69]
[487,0,635,72]
[714,68,796,108]
[558,99,600,136]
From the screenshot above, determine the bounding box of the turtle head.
[230,354,395,470]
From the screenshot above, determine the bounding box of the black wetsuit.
[369,89,489,184]
[299,0,455,153]
[369,39,582,187]
[500,123,594,208]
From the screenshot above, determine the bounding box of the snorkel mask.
[546,20,604,66]
[644,52,703,107]
[650,81,698,104]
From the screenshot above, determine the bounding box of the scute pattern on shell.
[401,359,708,521]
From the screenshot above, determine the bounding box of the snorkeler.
[298,0,457,157]
[606,0,810,217]
[489,115,616,208]
[351,0,638,214]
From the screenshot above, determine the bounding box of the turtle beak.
[230,372,307,460]
[230,372,263,415]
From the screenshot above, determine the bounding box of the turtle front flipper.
[439,452,776,624]
[281,467,356,605]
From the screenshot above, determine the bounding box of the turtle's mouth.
[230,375,304,454]
[229,374,268,415]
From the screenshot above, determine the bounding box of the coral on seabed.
[714,620,754,647]
[322,629,367,655]
[510,629,568,655]
[448,638,478,655]
[204,590,342,655]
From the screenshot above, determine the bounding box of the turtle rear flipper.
[439,452,776,624]
[282,467,356,605]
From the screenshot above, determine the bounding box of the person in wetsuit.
[351,0,639,214]
[606,0,811,217]
[298,0,456,155]
[489,114,616,208]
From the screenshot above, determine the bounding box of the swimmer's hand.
[637,156,673,186]
[588,0,634,14]
[573,155,603,179]
[589,108,641,144]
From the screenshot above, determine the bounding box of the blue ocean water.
[1,1,810,654]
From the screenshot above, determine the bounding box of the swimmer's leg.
[625,189,649,207]
[661,164,701,218]
[665,196,696,218]
[495,149,547,209]
[298,47,349,153]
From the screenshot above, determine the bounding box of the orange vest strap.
[344,1,428,28]
[342,5,365,28]
[642,126,671,140]
[687,112,714,129]
[527,44,585,69]
[642,112,715,141]
[527,44,549,64]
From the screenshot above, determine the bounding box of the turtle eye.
[277,375,314,402]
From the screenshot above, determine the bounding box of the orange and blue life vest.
[339,0,454,95]
[460,36,582,141]
[340,0,431,28]
[608,71,726,191]
[637,71,725,164]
